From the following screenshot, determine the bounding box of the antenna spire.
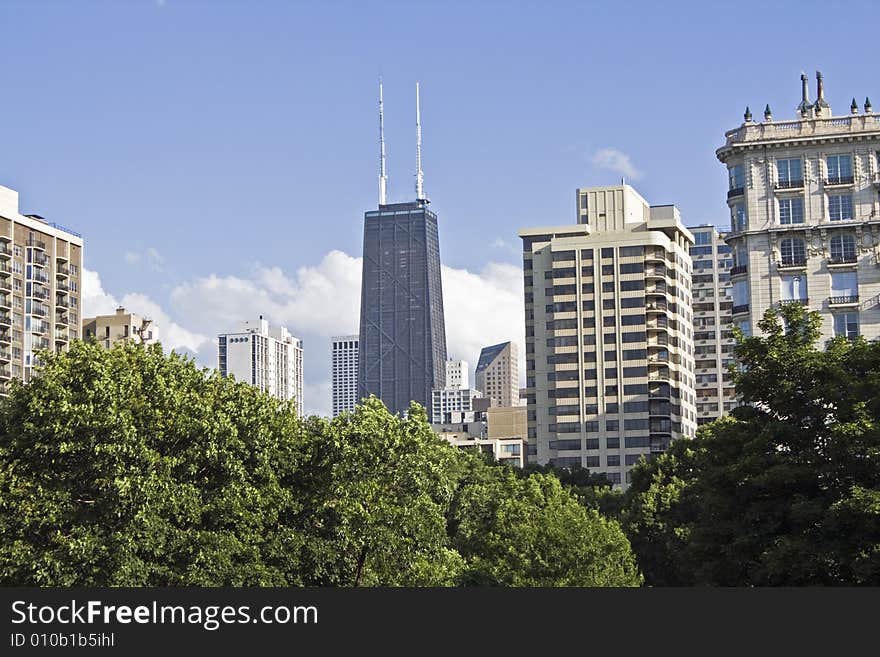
[415,82,425,201]
[378,76,387,206]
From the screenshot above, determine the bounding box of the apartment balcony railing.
[32,272,50,284]
[729,264,748,277]
[0,296,9,310]
[778,258,808,269]
[829,295,859,305]
[0,330,10,343]
[56,280,70,292]
[731,304,750,315]
[27,238,46,251]
[0,348,10,362]
[34,339,50,350]
[828,255,857,266]
[727,187,744,199]
[54,330,68,342]
[824,175,855,186]
[32,253,50,266]
[56,263,70,276]
[0,262,10,274]
[55,311,69,326]
[0,244,11,257]
[0,313,10,325]
[0,367,11,379]
[645,301,668,313]
[774,179,804,190]
[56,251,69,263]
[56,298,70,309]
[31,289,50,301]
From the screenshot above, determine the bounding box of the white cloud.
[81,268,209,355]
[124,252,141,265]
[592,147,643,181]
[125,247,164,272]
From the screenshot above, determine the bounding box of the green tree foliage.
[622,304,880,585]
[0,341,304,586]
[0,342,642,587]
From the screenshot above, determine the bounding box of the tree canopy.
[0,341,641,587]
[622,304,880,585]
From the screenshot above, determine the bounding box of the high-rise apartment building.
[83,307,158,348]
[358,82,447,415]
[474,341,519,408]
[717,72,880,342]
[688,225,738,423]
[218,317,304,415]
[444,359,469,390]
[0,185,83,396]
[520,184,697,487]
[331,334,359,417]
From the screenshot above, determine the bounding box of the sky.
[2,0,878,415]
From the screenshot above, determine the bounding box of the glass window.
[694,231,712,245]
[732,280,749,306]
[828,194,854,221]
[826,154,853,183]
[732,204,746,232]
[830,234,856,261]
[729,164,745,190]
[780,274,807,301]
[831,271,857,298]
[833,312,859,339]
[780,238,806,265]
[778,197,805,224]
[776,158,803,186]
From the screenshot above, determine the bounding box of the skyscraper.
[520,184,696,487]
[717,71,880,342]
[217,317,304,415]
[0,185,83,396]
[474,341,520,408]
[358,81,447,415]
[331,334,359,417]
[688,225,738,423]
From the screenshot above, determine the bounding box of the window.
[831,271,858,301]
[780,275,807,302]
[833,312,859,339]
[830,234,856,262]
[778,197,804,224]
[732,204,746,232]
[780,238,806,265]
[694,231,712,246]
[729,164,745,190]
[606,455,621,467]
[732,280,749,306]
[776,158,803,186]
[826,154,853,184]
[619,246,643,257]
[828,194,854,221]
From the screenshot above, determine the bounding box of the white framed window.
[732,280,749,306]
[826,154,853,183]
[833,312,859,339]
[830,234,856,261]
[776,158,803,187]
[778,197,805,224]
[780,237,806,265]
[780,275,807,301]
[831,271,858,301]
[828,194,854,221]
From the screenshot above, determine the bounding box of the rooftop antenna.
[378,76,387,206]
[415,82,425,201]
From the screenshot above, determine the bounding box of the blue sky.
[2,0,878,414]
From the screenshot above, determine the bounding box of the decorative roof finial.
[797,71,812,117]
[866,97,873,113]
[764,104,772,121]
[814,70,830,113]
[744,106,752,122]
[851,97,859,114]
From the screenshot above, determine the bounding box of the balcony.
[30,322,47,335]
[829,295,859,306]
[774,179,804,191]
[56,263,70,277]
[0,313,10,326]
[0,262,10,274]
[731,304,750,315]
[0,296,9,310]
[56,298,70,309]
[56,280,69,292]
[649,435,669,453]
[56,252,69,263]
[727,187,744,199]
[0,367,10,380]
[31,289,50,302]
[28,238,46,251]
[0,244,11,258]
[780,298,809,308]
[729,264,748,277]
[828,255,857,266]
[32,272,50,284]
[646,301,668,313]
[0,330,9,343]
[645,284,668,296]
[32,253,50,267]
[778,258,807,270]
[824,175,855,187]
[34,338,50,350]
[0,348,9,362]
[645,266,666,279]
[54,330,68,343]
[55,311,69,326]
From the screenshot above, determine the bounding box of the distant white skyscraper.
[445,359,469,389]
[332,334,359,417]
[475,342,520,408]
[218,317,304,416]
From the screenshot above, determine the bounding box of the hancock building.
[717,71,880,342]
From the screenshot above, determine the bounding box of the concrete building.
[486,405,528,442]
[331,334,359,417]
[520,184,697,487]
[83,307,157,348]
[218,317,304,415]
[444,359,468,389]
[717,71,880,342]
[439,434,525,468]
[0,185,83,396]
[474,341,519,408]
[688,225,738,423]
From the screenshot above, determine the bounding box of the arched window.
[829,234,856,262]
[780,237,806,266]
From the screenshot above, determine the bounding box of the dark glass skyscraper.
[357,200,447,415]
